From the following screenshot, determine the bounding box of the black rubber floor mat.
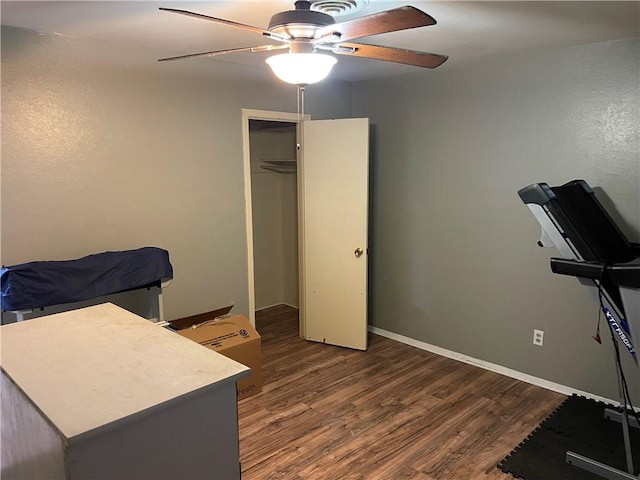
[498,395,640,479]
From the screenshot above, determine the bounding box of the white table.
[1,303,249,479]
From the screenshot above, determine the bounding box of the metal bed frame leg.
[147,285,164,323]
[147,281,170,324]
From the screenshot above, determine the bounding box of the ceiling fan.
[158,0,448,84]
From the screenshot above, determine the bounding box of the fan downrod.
[268,0,335,38]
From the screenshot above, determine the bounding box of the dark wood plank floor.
[238,305,565,479]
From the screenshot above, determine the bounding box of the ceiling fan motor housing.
[268,0,335,39]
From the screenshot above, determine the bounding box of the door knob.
[354,248,364,258]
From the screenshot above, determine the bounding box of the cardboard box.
[169,305,234,330]
[175,315,262,400]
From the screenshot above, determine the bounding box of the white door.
[299,118,369,350]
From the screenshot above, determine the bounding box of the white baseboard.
[256,302,299,312]
[368,325,618,406]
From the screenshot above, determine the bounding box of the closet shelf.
[260,160,297,174]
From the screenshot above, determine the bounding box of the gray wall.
[353,38,640,400]
[0,26,352,320]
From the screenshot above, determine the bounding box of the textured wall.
[354,38,640,400]
[1,26,352,320]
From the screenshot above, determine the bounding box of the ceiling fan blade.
[159,8,287,41]
[158,44,288,62]
[336,42,448,69]
[315,6,436,43]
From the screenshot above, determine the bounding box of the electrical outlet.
[533,329,544,346]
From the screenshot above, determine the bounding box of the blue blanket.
[1,247,173,311]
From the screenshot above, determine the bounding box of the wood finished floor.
[238,305,565,480]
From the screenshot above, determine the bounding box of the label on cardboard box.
[176,315,262,400]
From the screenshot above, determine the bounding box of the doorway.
[242,109,309,327]
[243,111,370,350]
[249,119,298,310]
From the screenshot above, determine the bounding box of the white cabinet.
[1,303,249,479]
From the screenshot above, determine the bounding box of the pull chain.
[297,85,305,121]
[296,84,305,152]
[296,84,306,119]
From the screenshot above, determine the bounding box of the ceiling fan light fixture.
[266,52,337,85]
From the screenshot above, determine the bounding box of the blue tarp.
[1,247,173,311]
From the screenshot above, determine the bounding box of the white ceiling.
[1,1,639,82]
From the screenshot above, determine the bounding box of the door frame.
[241,109,310,327]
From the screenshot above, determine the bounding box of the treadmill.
[519,179,640,480]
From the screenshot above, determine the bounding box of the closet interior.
[249,120,299,313]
